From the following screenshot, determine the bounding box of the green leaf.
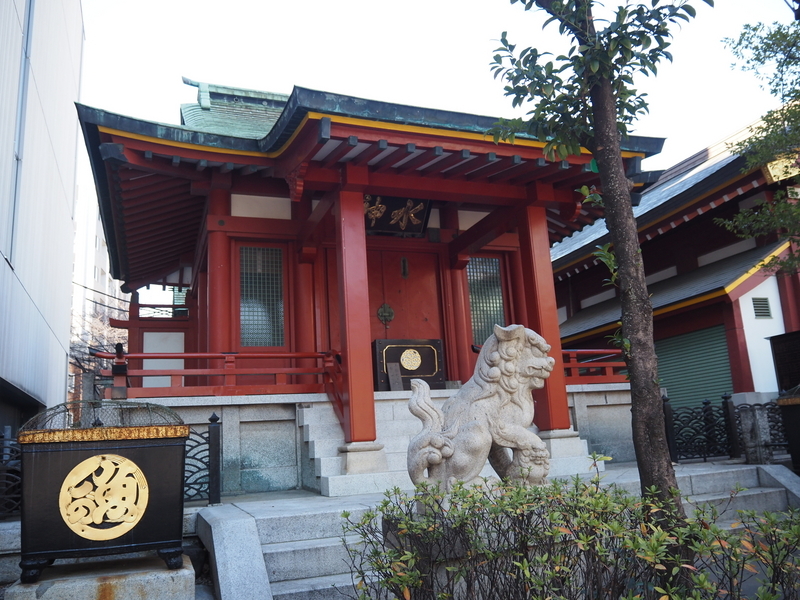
[590,59,600,73]
[683,4,696,17]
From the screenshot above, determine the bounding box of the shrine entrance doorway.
[367,250,444,343]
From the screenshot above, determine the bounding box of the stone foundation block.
[5,555,194,600]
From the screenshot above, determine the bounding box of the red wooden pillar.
[334,189,377,442]
[723,299,755,393]
[777,267,800,332]
[207,188,232,355]
[294,199,317,384]
[517,204,571,431]
[440,206,474,384]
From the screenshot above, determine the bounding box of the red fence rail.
[94,348,342,400]
[94,346,627,400]
[562,348,628,384]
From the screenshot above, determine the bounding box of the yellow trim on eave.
[97,126,269,157]
[308,112,647,159]
[100,113,648,161]
[561,242,790,345]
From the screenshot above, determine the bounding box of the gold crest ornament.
[400,348,422,371]
[59,454,149,541]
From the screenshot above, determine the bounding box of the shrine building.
[77,78,661,495]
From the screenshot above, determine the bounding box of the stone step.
[685,486,788,522]
[250,507,369,546]
[262,535,360,582]
[270,572,355,600]
[321,470,413,497]
[678,465,760,497]
[297,405,340,427]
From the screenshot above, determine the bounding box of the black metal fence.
[184,413,221,504]
[664,394,788,462]
[0,413,221,520]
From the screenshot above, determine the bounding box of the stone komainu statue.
[407,324,554,490]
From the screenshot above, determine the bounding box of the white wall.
[142,332,185,388]
[0,0,84,413]
[739,277,785,394]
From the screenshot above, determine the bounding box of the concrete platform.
[4,554,194,600]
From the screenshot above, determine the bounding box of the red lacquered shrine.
[78,80,662,445]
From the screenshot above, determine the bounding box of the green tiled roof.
[179,77,288,140]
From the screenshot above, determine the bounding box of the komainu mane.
[407,324,554,490]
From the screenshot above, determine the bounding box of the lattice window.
[240,247,284,347]
[752,297,772,319]
[467,257,506,345]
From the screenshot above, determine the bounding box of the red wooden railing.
[93,346,627,401]
[562,349,628,384]
[94,348,344,403]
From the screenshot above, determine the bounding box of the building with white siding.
[0,0,84,431]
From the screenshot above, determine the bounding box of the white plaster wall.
[0,0,83,410]
[231,194,291,220]
[739,277,785,394]
[142,331,184,388]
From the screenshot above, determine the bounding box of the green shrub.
[341,475,800,600]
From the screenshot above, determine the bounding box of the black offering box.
[372,339,445,391]
[17,401,188,582]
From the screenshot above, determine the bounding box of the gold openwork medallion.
[59,454,149,541]
[400,348,422,371]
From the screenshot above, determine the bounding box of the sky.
[79,0,794,173]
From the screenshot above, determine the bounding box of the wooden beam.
[448,204,519,268]
[395,146,443,175]
[445,153,494,178]
[488,157,544,183]
[540,163,592,185]
[321,136,359,168]
[297,192,335,250]
[273,117,331,178]
[350,139,388,166]
[373,143,416,173]
[466,154,521,181]
[119,178,187,198]
[102,144,206,181]
[419,149,470,176]
[511,160,569,185]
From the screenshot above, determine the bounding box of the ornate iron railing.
[665,397,735,461]
[183,414,221,503]
[665,395,787,463]
[0,439,21,518]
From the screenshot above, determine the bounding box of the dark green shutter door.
[655,325,733,410]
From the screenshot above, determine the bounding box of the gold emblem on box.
[59,454,149,541]
[400,348,422,371]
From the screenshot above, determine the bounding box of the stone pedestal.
[338,441,388,474]
[5,555,194,600]
[739,405,773,465]
[538,428,602,478]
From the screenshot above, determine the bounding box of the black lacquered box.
[372,339,445,391]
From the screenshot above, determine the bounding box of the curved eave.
[76,104,264,154]
[259,86,664,157]
[77,104,123,279]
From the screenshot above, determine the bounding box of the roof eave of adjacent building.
[551,155,755,272]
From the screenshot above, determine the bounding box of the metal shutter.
[655,325,733,410]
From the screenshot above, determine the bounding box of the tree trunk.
[588,78,684,515]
